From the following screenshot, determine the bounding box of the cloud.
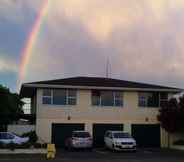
[1,0,184,89]
[0,55,18,72]
[0,0,43,24]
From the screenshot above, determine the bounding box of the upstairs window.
[42,89,52,104]
[68,90,77,105]
[42,89,77,105]
[53,89,66,105]
[138,92,168,108]
[92,90,123,107]
[101,91,114,106]
[159,92,168,107]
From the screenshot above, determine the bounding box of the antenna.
[106,58,110,78]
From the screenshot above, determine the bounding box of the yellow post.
[47,144,56,159]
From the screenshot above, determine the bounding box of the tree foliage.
[0,85,24,126]
[158,95,184,133]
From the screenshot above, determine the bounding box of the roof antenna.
[106,58,110,78]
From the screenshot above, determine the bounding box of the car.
[65,131,93,150]
[0,132,29,144]
[104,131,136,151]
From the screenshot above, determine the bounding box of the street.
[0,148,184,162]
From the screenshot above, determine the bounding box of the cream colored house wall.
[35,88,169,147]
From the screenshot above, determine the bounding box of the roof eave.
[20,83,182,98]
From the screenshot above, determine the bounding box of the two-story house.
[20,77,181,148]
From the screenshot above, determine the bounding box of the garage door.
[131,124,160,147]
[52,123,85,148]
[93,123,124,147]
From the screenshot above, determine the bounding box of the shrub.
[173,140,184,146]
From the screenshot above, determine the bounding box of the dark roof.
[20,77,182,97]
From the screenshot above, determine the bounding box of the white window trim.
[92,91,123,107]
[138,92,168,108]
[42,89,77,105]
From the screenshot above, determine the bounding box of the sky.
[1,0,184,93]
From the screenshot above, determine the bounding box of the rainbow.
[17,0,50,88]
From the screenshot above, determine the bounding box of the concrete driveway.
[0,148,184,162]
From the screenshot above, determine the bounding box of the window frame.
[159,92,168,107]
[67,89,77,105]
[42,89,77,106]
[42,89,52,105]
[91,90,123,107]
[138,92,168,108]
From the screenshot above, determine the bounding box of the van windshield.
[113,132,131,138]
[73,132,90,138]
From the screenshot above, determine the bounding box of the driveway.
[0,148,184,162]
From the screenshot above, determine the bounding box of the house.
[20,76,182,148]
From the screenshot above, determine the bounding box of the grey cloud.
[22,0,184,89]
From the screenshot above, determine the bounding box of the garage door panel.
[132,124,160,147]
[93,124,124,147]
[52,123,85,148]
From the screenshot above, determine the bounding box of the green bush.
[22,131,38,144]
[173,140,184,145]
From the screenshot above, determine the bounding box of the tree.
[158,95,184,147]
[0,85,24,131]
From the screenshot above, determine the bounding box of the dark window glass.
[68,90,76,97]
[92,90,100,106]
[139,92,159,107]
[68,90,77,105]
[42,89,52,104]
[6,133,14,139]
[160,92,168,107]
[101,91,114,106]
[53,89,66,105]
[72,132,90,138]
[68,98,76,105]
[1,133,7,139]
[43,97,51,104]
[43,89,51,96]
[114,92,123,106]
[138,95,147,107]
[147,92,159,107]
[113,132,131,138]
[115,100,123,106]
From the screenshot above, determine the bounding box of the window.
[91,90,123,107]
[42,89,52,104]
[160,92,168,107]
[92,90,100,106]
[138,92,168,108]
[42,89,77,105]
[101,91,114,106]
[53,89,66,105]
[6,133,14,139]
[114,92,123,106]
[67,90,77,105]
